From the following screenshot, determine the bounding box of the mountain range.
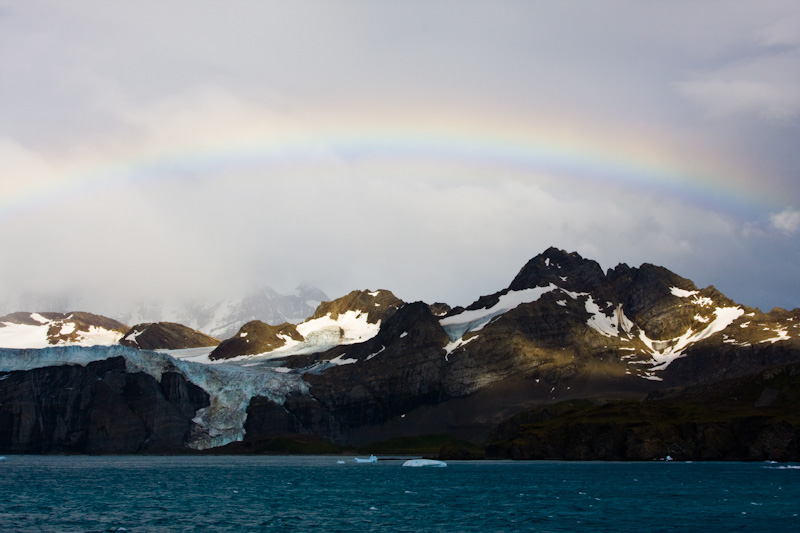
[1,247,798,459]
[0,285,329,341]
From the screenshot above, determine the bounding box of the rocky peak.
[119,322,220,351]
[310,289,403,324]
[508,247,606,293]
[608,263,698,315]
[373,301,449,347]
[209,321,303,360]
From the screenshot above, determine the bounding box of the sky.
[1,0,799,316]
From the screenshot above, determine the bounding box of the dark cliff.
[0,357,209,454]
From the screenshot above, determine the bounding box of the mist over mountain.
[0,285,329,341]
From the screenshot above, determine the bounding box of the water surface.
[0,456,797,532]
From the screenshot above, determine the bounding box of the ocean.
[0,456,797,532]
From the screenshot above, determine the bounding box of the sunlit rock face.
[120,322,220,350]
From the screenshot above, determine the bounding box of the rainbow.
[1,115,774,222]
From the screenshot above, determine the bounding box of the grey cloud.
[1,1,799,316]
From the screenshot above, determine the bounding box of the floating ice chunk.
[355,455,378,463]
[402,459,447,467]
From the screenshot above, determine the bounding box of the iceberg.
[402,459,447,467]
[354,455,378,463]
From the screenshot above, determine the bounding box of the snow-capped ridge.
[0,312,127,349]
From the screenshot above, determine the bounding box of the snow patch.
[761,328,790,344]
[638,306,745,371]
[30,313,49,324]
[0,314,123,349]
[365,345,386,360]
[124,326,148,347]
[328,353,358,366]
[585,300,634,338]
[297,310,380,346]
[440,284,558,341]
[0,322,50,349]
[444,335,479,360]
[670,287,698,298]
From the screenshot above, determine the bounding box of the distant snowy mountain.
[0,285,330,342]
[112,285,328,340]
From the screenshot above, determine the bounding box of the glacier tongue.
[0,345,308,450]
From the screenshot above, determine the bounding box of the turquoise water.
[0,456,798,532]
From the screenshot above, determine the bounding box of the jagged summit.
[509,247,607,293]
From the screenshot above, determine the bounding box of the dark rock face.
[509,246,607,294]
[243,302,452,445]
[209,321,301,360]
[0,357,209,453]
[120,322,220,350]
[485,363,800,461]
[428,302,452,317]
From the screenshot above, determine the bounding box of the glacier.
[0,345,308,450]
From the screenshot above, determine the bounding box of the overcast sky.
[1,0,799,315]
